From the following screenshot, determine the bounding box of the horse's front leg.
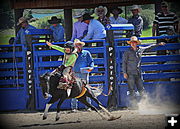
[56,96,66,121]
[43,103,52,120]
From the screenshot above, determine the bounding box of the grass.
[0,26,154,45]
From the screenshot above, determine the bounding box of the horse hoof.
[108,115,121,121]
[43,116,47,120]
[56,117,60,121]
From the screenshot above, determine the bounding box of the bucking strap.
[75,86,87,99]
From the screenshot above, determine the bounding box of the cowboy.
[122,36,165,109]
[71,11,88,41]
[48,16,64,42]
[128,5,143,37]
[46,41,78,97]
[82,13,106,41]
[14,17,37,46]
[109,6,128,38]
[94,6,110,27]
[71,39,94,112]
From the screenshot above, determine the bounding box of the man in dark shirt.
[128,5,143,37]
[122,36,165,109]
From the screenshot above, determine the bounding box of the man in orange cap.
[122,36,165,109]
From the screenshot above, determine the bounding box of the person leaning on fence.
[48,16,65,42]
[122,36,165,109]
[109,6,128,39]
[94,5,110,27]
[46,41,78,97]
[14,17,38,47]
[82,13,106,42]
[128,5,143,37]
[152,2,179,56]
[71,11,88,41]
[71,39,94,112]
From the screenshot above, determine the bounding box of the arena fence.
[0,29,179,111]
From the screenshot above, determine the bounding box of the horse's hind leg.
[78,96,107,120]
[85,92,120,120]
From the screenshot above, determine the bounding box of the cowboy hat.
[74,39,85,46]
[131,5,140,11]
[110,6,123,14]
[127,36,141,44]
[73,10,86,19]
[48,16,61,24]
[17,17,28,26]
[94,6,108,16]
[82,13,94,22]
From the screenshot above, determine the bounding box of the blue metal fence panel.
[33,40,109,110]
[115,40,180,107]
[0,44,28,111]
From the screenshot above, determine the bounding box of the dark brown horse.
[40,72,121,121]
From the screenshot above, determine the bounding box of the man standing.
[14,17,37,46]
[122,36,165,109]
[71,39,94,112]
[71,11,88,41]
[128,5,143,37]
[152,2,179,37]
[48,16,64,42]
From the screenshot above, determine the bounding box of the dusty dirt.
[0,109,166,129]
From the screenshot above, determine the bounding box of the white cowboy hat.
[73,10,86,19]
[131,5,140,11]
[17,17,28,25]
[94,6,108,16]
[74,39,85,46]
[127,36,141,44]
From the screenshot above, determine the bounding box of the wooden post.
[14,9,24,34]
[155,0,162,15]
[64,9,72,41]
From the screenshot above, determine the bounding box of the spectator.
[152,2,179,57]
[122,36,165,109]
[152,1,179,37]
[71,11,88,41]
[82,13,106,41]
[94,6,110,27]
[14,17,37,47]
[71,39,94,112]
[48,16,64,42]
[128,5,143,37]
[109,7,128,38]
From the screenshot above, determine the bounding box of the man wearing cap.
[71,39,94,112]
[82,13,106,41]
[14,17,37,45]
[122,36,165,109]
[71,11,88,41]
[128,5,143,37]
[109,6,128,38]
[48,16,64,42]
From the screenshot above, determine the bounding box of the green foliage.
[30,14,64,29]
[141,9,155,30]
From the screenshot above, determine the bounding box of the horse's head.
[39,72,50,99]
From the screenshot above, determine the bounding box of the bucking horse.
[40,72,121,121]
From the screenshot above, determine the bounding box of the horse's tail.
[86,85,112,97]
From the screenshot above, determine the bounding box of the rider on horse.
[46,41,78,97]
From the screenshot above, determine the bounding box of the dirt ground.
[0,109,166,129]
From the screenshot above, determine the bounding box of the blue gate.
[0,44,28,110]
[32,39,109,110]
[115,37,180,107]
